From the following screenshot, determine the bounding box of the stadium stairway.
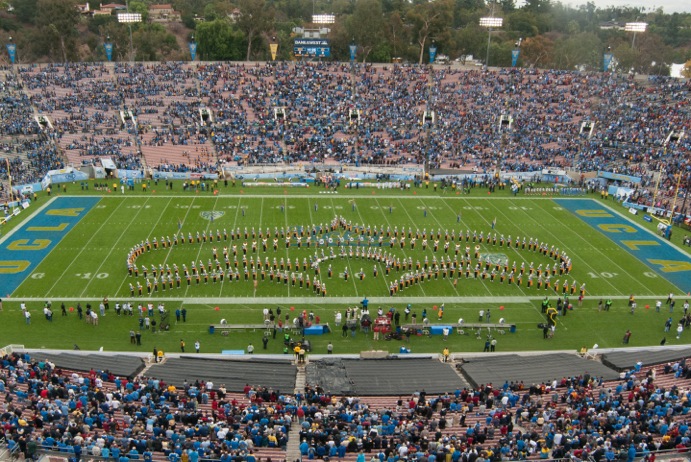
[285,363,307,461]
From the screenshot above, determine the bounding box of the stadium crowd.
[1,62,689,212]
[2,349,691,462]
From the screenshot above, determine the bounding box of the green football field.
[1,181,689,356]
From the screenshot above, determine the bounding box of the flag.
[491,218,496,229]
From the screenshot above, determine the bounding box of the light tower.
[479,17,503,68]
[624,22,647,49]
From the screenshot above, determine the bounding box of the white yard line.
[84,197,171,298]
[46,198,130,297]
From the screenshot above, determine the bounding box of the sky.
[559,0,691,14]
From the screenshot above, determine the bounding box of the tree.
[128,1,149,22]
[552,31,602,70]
[133,24,179,62]
[507,10,540,37]
[347,0,386,62]
[520,34,554,68]
[196,19,245,61]
[13,0,38,25]
[406,0,453,64]
[235,0,275,61]
[385,11,410,60]
[683,60,691,78]
[36,0,81,62]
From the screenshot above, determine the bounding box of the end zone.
[0,197,99,296]
[554,198,690,294]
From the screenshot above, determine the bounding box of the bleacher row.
[1,62,689,212]
[2,351,691,462]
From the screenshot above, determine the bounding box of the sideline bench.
[209,322,274,334]
[401,322,515,336]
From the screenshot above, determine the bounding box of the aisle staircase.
[285,362,306,462]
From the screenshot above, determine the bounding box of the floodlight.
[118,13,142,23]
[312,14,335,24]
[624,22,647,32]
[479,17,503,28]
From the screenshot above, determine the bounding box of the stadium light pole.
[625,22,647,49]
[118,2,142,63]
[479,17,503,68]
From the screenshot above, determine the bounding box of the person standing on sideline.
[442,347,450,362]
[180,339,185,352]
[327,342,333,354]
[677,323,684,340]
[491,338,497,351]
[194,340,200,353]
[153,347,159,362]
[622,330,632,344]
[247,343,254,354]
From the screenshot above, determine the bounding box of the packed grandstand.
[0,62,689,218]
[2,347,691,462]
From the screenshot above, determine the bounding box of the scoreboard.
[293,38,331,58]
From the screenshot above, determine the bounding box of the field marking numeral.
[553,206,564,211]
[643,272,658,278]
[462,206,487,210]
[31,273,45,279]
[587,272,618,279]
[127,205,151,209]
[75,273,109,279]
[508,206,532,211]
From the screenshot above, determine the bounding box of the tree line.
[2,0,690,74]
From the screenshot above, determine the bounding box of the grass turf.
[0,180,688,356]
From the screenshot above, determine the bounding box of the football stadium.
[1,32,691,462]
